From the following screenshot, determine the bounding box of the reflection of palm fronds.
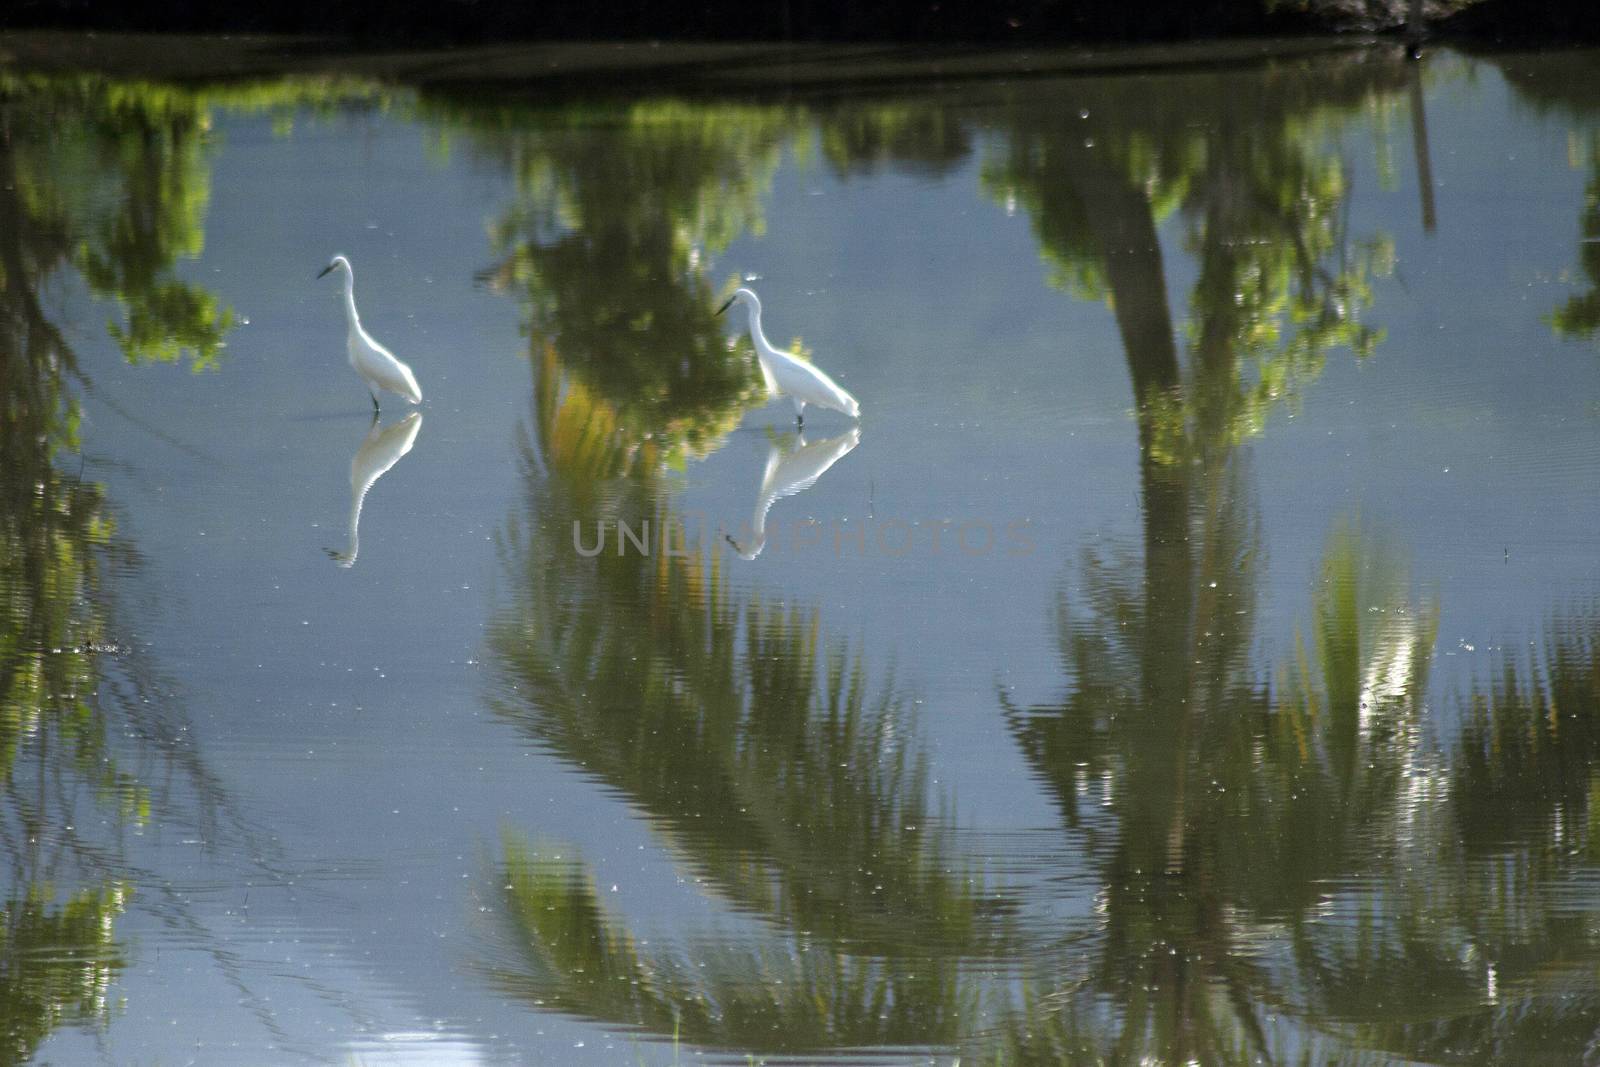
[0,883,128,1066]
[481,838,976,1056]
[489,500,1006,960]
[1454,603,1600,862]
[999,511,1451,1065]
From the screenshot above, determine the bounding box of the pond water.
[3,36,1600,1065]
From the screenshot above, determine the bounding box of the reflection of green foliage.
[485,837,975,1055]
[1003,507,1439,1063]
[1174,154,1389,462]
[0,883,128,1066]
[1002,491,1600,1064]
[1454,604,1600,860]
[0,133,137,1064]
[2,72,239,369]
[1549,139,1600,343]
[1000,464,1275,1063]
[1313,604,1600,1066]
[482,413,1008,1053]
[816,104,972,177]
[0,70,292,1058]
[472,100,792,469]
[981,97,1426,1061]
[0,111,149,820]
[1473,56,1600,354]
[489,501,999,959]
[1237,521,1437,913]
[984,58,1402,462]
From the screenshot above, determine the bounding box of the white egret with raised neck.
[716,287,859,428]
[318,255,423,412]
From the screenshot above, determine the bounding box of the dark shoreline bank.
[0,32,1414,98]
[0,0,1593,50]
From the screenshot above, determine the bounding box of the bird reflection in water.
[725,427,860,560]
[327,411,423,567]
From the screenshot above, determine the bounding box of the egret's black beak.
[316,264,335,280]
[715,295,736,316]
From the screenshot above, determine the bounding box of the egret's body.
[717,288,859,427]
[318,255,423,411]
[328,411,423,568]
[726,427,860,560]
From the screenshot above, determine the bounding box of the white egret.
[725,427,860,560]
[716,288,859,427]
[328,411,423,568]
[317,255,423,412]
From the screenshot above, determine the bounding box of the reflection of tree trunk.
[1193,153,1241,379]
[1069,147,1195,873]
[0,137,60,713]
[1409,62,1437,234]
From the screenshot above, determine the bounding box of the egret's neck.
[341,270,360,330]
[343,488,363,563]
[744,301,769,352]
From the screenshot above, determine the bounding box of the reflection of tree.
[985,58,1399,463]
[479,364,1008,1053]
[482,837,976,1056]
[1262,600,1600,1067]
[999,511,1438,1063]
[2,73,236,369]
[0,884,127,1066]
[470,101,794,470]
[1494,54,1600,347]
[815,104,973,178]
[458,95,1027,1053]
[980,57,1454,1063]
[457,62,1449,1060]
[0,75,263,1060]
[983,59,1600,1052]
[492,427,1001,956]
[1549,140,1600,341]
[1013,538,1600,1067]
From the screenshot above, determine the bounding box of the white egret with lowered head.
[716,287,859,427]
[318,255,423,412]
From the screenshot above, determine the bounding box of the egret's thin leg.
[796,412,804,428]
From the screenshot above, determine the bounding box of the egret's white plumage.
[328,411,423,568]
[318,255,422,410]
[726,427,860,560]
[717,288,859,426]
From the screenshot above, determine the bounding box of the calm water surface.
[3,39,1600,1065]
